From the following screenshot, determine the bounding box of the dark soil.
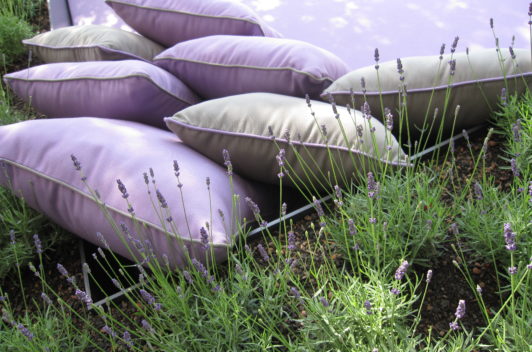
[0,2,517,350]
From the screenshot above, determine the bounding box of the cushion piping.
[155,57,335,83]
[4,74,196,106]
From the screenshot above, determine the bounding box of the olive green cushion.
[165,93,409,188]
[23,25,165,62]
[323,48,532,136]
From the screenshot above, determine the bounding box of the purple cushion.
[153,35,350,100]
[68,0,133,31]
[0,117,271,268]
[105,0,282,47]
[3,60,200,129]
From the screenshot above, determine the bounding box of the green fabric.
[324,48,532,136]
[23,25,164,62]
[165,93,409,188]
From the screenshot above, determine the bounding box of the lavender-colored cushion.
[3,60,200,129]
[68,0,133,32]
[323,48,532,136]
[154,35,350,100]
[0,117,270,268]
[165,93,410,188]
[23,25,165,63]
[105,0,282,47]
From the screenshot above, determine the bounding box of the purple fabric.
[67,0,133,31]
[0,117,271,268]
[105,0,282,47]
[238,0,530,70]
[48,0,73,29]
[3,60,200,129]
[153,35,350,99]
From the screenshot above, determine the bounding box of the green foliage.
[0,14,33,67]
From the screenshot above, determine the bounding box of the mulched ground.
[1,3,517,350]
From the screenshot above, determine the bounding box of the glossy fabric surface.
[0,118,270,268]
[166,93,410,187]
[154,35,349,99]
[105,0,282,46]
[3,60,200,129]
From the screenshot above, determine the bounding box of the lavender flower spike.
[222,149,233,176]
[503,223,517,251]
[16,323,34,340]
[156,189,168,208]
[116,179,129,199]
[139,289,156,305]
[454,299,466,319]
[257,243,270,262]
[451,36,459,53]
[394,260,409,280]
[33,234,42,254]
[71,154,82,170]
[510,158,520,178]
[200,227,210,251]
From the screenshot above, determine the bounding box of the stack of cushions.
[3,0,531,269]
[323,48,532,137]
[165,93,410,187]
[0,118,271,268]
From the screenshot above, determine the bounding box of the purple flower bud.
[102,325,117,338]
[281,202,287,217]
[141,319,154,333]
[320,297,330,307]
[348,219,357,236]
[510,158,520,178]
[500,87,507,106]
[384,108,394,131]
[356,125,364,138]
[123,330,133,349]
[287,231,296,251]
[139,289,156,306]
[183,270,193,285]
[156,189,168,208]
[9,229,15,245]
[222,149,233,176]
[509,46,516,59]
[16,323,34,340]
[362,101,371,119]
[245,197,261,216]
[449,59,456,76]
[41,292,52,305]
[116,179,129,199]
[476,285,482,294]
[200,227,209,251]
[276,149,286,168]
[449,321,460,330]
[390,288,401,295]
[439,43,446,59]
[503,223,517,251]
[364,299,372,314]
[512,120,521,142]
[426,269,433,283]
[321,124,327,137]
[369,217,377,224]
[374,48,380,69]
[451,36,459,53]
[394,260,409,280]
[367,172,379,199]
[454,299,466,319]
[489,18,494,29]
[290,286,301,299]
[71,154,82,171]
[473,182,483,200]
[305,94,311,107]
[75,289,93,308]
[508,266,518,275]
[33,234,42,254]
[257,244,270,262]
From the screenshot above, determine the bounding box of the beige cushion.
[165,93,410,188]
[323,48,532,136]
[23,25,165,62]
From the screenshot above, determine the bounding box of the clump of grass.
[0,13,33,67]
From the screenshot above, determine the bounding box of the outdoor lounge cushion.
[23,25,165,63]
[0,117,270,268]
[165,93,410,188]
[67,0,133,31]
[3,60,199,129]
[105,0,282,47]
[323,48,532,137]
[153,35,350,100]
